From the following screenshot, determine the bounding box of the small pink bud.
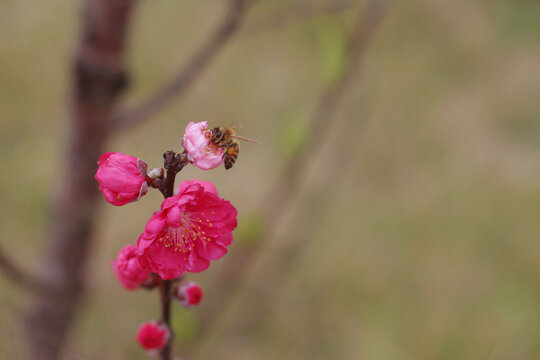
[112,245,151,290]
[182,121,224,170]
[176,281,203,308]
[176,179,218,196]
[136,321,170,351]
[95,152,148,206]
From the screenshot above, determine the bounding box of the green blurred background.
[1,0,540,359]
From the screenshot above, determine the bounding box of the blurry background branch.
[24,0,137,358]
[191,0,386,355]
[261,0,385,221]
[242,0,355,35]
[0,245,52,294]
[112,0,256,131]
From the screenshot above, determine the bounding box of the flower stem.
[160,279,173,360]
[158,150,188,360]
[160,150,188,198]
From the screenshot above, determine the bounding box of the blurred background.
[1,0,540,359]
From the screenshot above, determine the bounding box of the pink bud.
[176,281,203,308]
[136,321,170,351]
[182,121,224,170]
[112,245,151,290]
[176,179,218,196]
[95,152,148,206]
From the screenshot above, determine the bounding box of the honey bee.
[209,126,257,170]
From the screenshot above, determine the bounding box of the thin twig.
[112,0,255,131]
[190,1,386,356]
[262,0,385,220]
[248,96,373,312]
[0,246,52,294]
[241,0,354,35]
[160,279,173,360]
[158,150,188,360]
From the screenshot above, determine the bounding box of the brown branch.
[190,0,386,355]
[160,150,189,198]
[112,0,255,131]
[157,151,188,360]
[159,279,173,360]
[0,245,52,294]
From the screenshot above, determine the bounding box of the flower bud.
[182,121,224,170]
[176,281,203,308]
[112,245,151,290]
[136,321,170,351]
[148,167,164,179]
[176,179,218,196]
[95,152,148,206]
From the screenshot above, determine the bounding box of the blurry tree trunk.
[24,0,135,359]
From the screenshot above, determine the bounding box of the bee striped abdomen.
[223,142,239,170]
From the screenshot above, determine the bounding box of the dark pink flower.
[95,152,148,206]
[182,121,224,170]
[176,281,203,308]
[111,245,151,290]
[136,321,170,351]
[137,181,237,280]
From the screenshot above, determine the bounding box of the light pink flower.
[136,321,170,351]
[137,181,237,280]
[95,152,148,206]
[112,245,151,290]
[176,281,203,308]
[182,121,224,170]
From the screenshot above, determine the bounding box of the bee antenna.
[231,135,259,144]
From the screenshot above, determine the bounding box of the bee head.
[211,127,222,139]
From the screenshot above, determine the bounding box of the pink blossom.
[137,181,237,280]
[95,152,148,206]
[176,281,203,308]
[111,245,151,290]
[182,121,224,170]
[136,321,170,351]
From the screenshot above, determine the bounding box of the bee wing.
[231,135,260,144]
[229,121,244,130]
